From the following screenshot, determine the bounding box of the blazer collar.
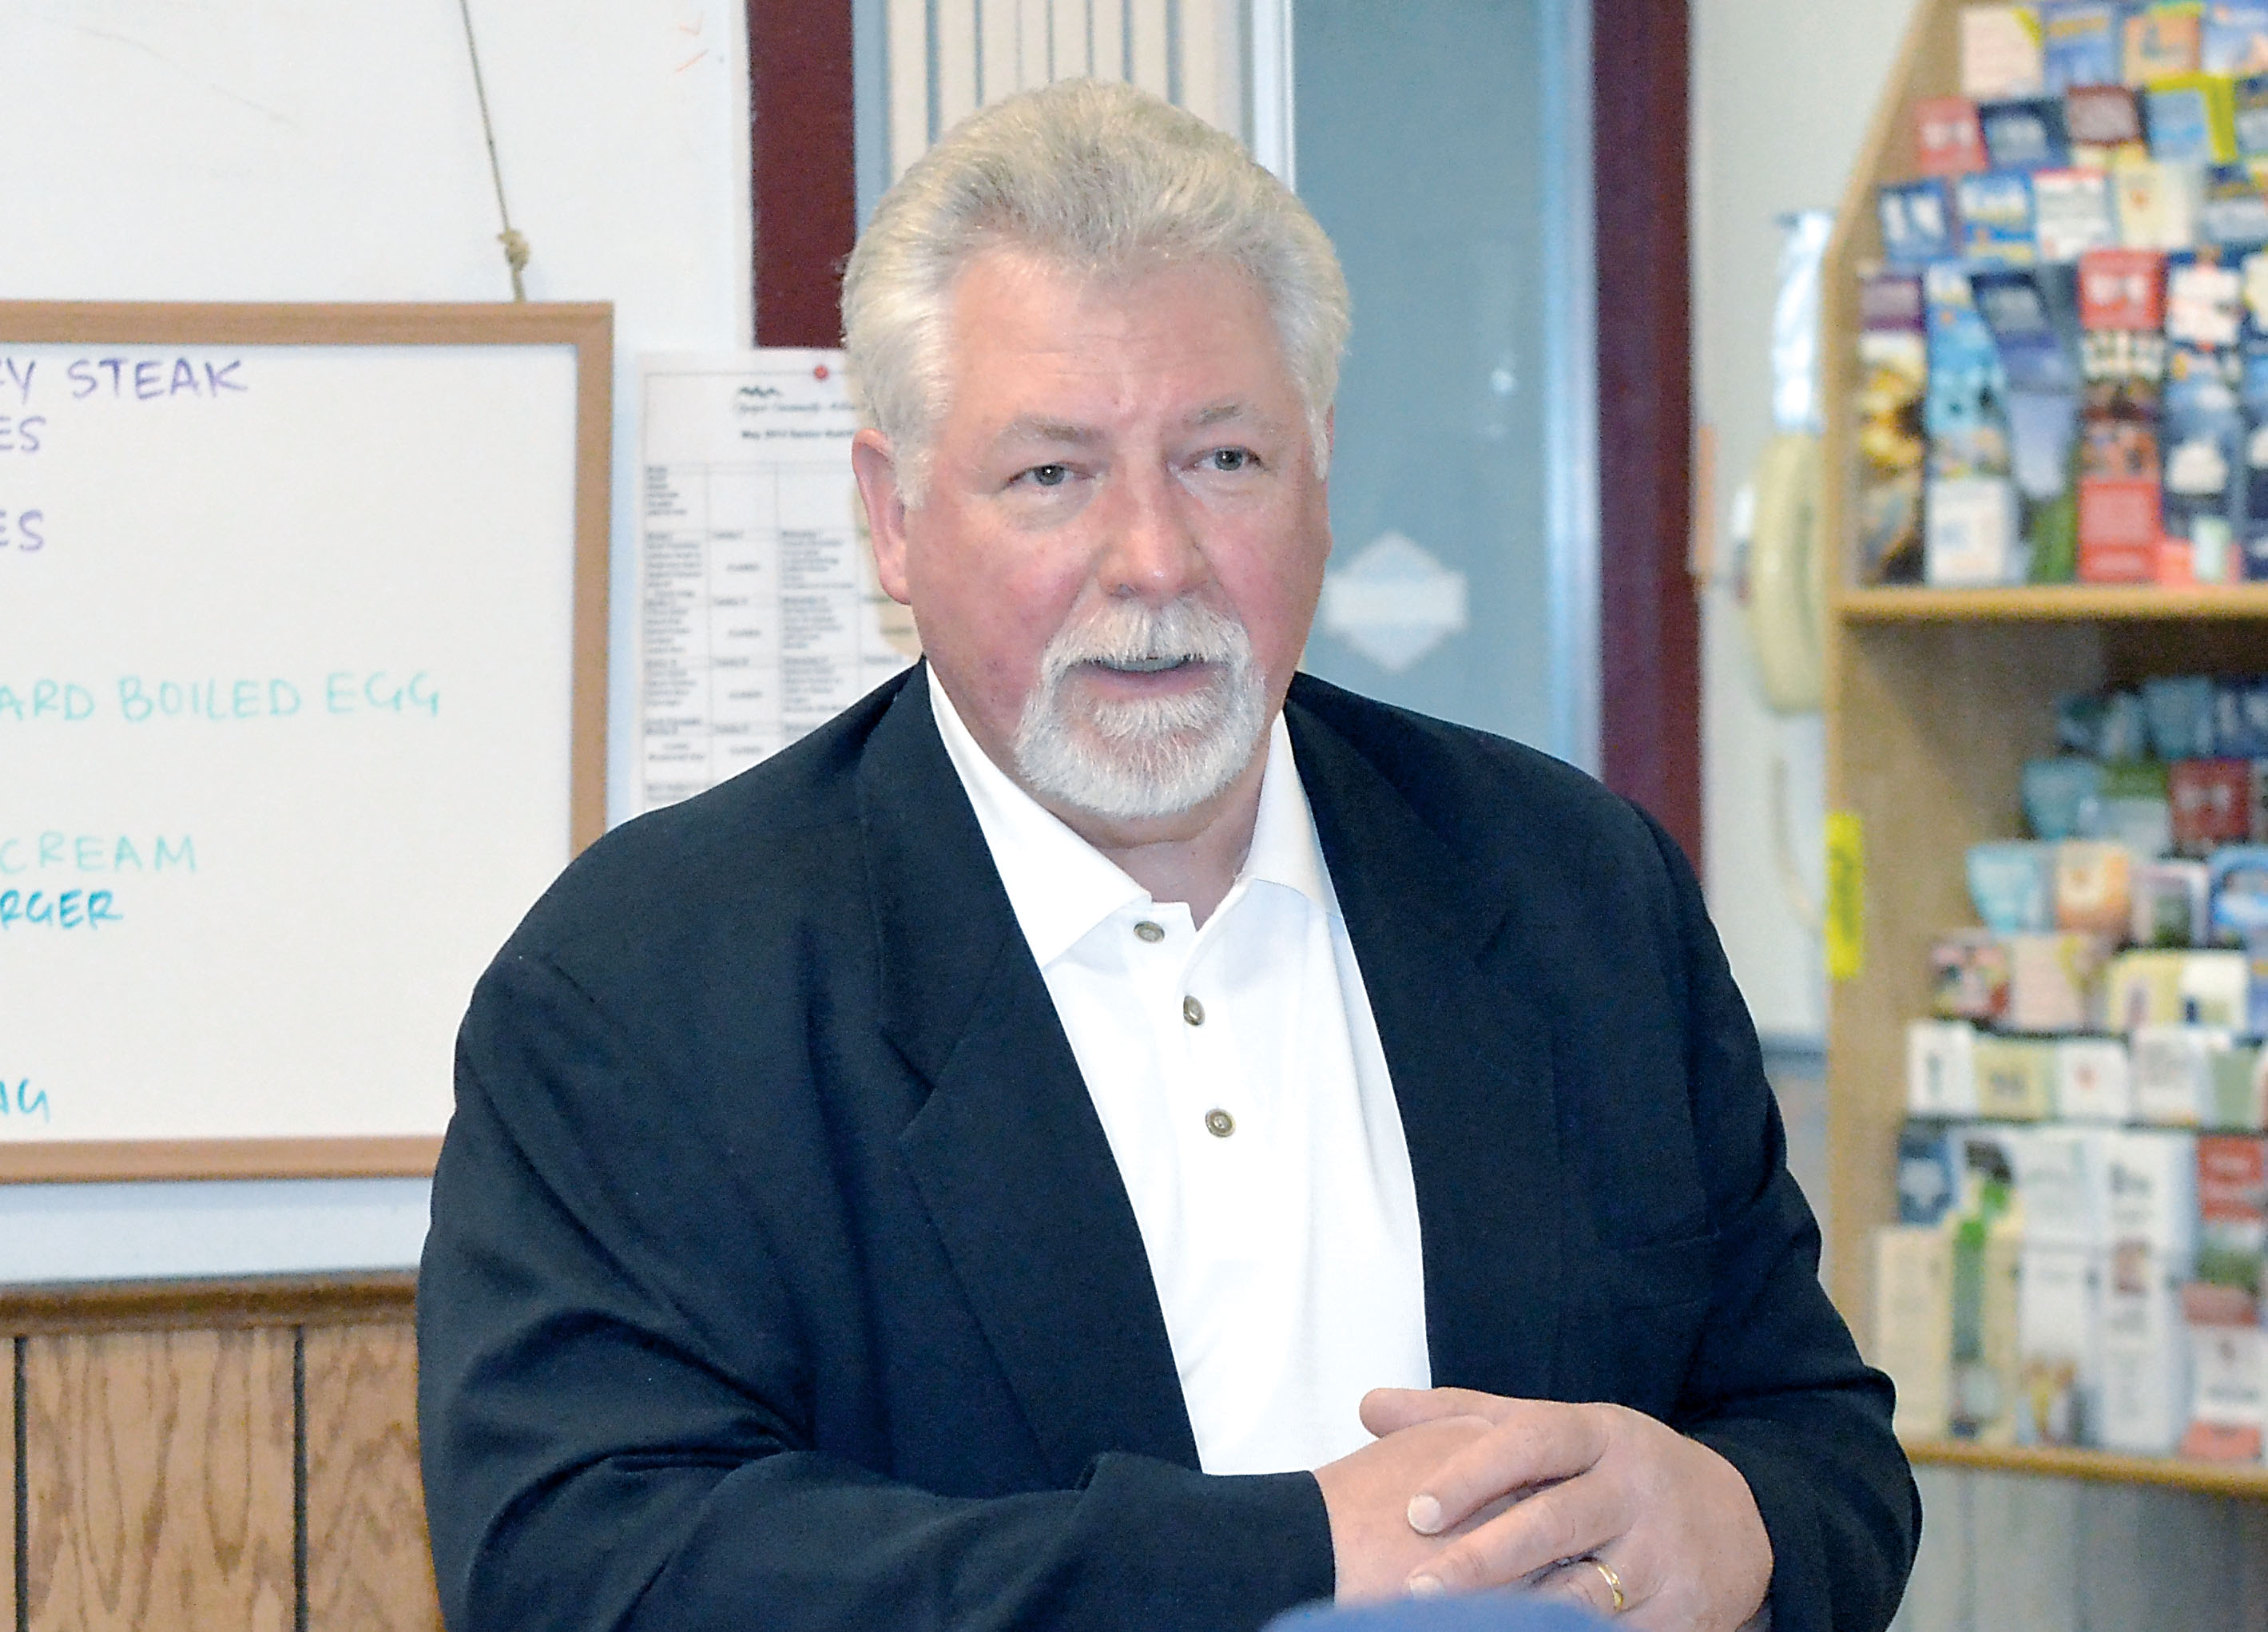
[1284,689,1563,1404]
[856,665,1202,1483]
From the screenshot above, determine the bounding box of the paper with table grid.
[637,351,919,813]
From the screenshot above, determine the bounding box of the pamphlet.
[1967,3,2052,97]
[1881,177,1962,264]
[2126,1,2207,81]
[1917,96,1991,174]
[2203,0,2268,73]
[1858,271,1931,583]
[2145,73,2240,163]
[2036,167,2122,257]
[2046,0,2125,89]
[1962,169,2044,260]
[1984,95,2076,168]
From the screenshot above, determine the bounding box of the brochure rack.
[1821,0,2268,1494]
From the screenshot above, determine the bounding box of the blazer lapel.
[1287,698,1563,1404]
[856,668,1202,1483]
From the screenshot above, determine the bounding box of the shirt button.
[1205,1108,1236,1138]
[1182,995,1205,1026]
[1134,920,1165,943]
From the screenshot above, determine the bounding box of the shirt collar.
[927,672,1334,967]
[1243,705,1335,913]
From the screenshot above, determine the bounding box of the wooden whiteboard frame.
[0,302,612,1183]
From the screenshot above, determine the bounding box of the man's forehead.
[932,247,1302,456]
[955,237,1249,300]
[947,244,1279,351]
[990,401,1272,446]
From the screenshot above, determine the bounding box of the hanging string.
[456,0,529,300]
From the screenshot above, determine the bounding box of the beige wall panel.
[0,1341,14,1632]
[1178,0,1224,130]
[24,1328,293,1632]
[1019,0,1051,92]
[304,1323,439,1632]
[1051,0,1090,77]
[888,0,930,177]
[2239,1497,2268,1632]
[1130,0,1171,97]
[1967,1472,2079,1630]
[1091,0,1128,80]
[938,0,981,130]
[980,0,1023,104]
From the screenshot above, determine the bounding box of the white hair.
[840,77,1351,504]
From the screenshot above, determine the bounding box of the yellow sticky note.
[1827,812,1866,982]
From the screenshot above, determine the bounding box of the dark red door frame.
[749,0,858,347]
[746,0,1699,867]
[1592,0,1698,871]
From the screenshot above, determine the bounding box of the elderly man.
[419,80,1916,1632]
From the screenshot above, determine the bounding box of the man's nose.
[1098,467,1209,601]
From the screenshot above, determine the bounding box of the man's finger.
[1405,1408,1610,1535]
[1531,1553,1633,1619]
[1404,1463,1627,1595]
[1360,1386,1514,1436]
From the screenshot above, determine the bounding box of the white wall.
[0,0,753,1280]
[1691,0,1916,1042]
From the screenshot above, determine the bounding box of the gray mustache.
[1039,601,1249,677]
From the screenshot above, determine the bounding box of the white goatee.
[1010,597,1269,820]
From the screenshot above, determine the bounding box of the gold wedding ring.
[1583,1555,1627,1614]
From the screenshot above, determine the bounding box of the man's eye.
[1021,463,1071,487]
[1204,448,1257,472]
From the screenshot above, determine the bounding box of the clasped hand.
[1311,1388,1772,1630]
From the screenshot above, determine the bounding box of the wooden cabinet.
[1817,0,2268,1495]
[0,1274,438,1631]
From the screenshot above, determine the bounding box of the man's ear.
[852,430,915,606]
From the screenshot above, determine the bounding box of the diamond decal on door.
[1319,530,1468,673]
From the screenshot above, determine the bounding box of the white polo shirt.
[928,678,1431,1475]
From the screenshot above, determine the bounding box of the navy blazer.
[418,666,1916,1632]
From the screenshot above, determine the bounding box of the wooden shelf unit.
[1904,1438,2268,1497]
[1817,0,2268,1495]
[1838,586,2268,622]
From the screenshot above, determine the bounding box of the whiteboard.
[0,304,610,1181]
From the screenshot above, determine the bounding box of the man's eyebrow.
[1189,401,1295,433]
[992,416,1102,448]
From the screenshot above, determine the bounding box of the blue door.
[1293,0,1598,769]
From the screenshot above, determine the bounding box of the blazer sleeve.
[1634,813,1921,1632]
[417,950,1336,1632]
